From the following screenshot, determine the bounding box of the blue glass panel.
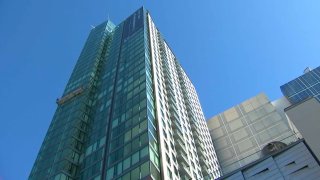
[301,73,318,86]
[123,8,144,40]
[281,84,295,97]
[312,83,320,94]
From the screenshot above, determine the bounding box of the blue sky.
[1,0,320,179]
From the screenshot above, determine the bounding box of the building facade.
[29,7,220,180]
[207,93,298,174]
[285,98,320,160]
[217,139,320,180]
[281,66,320,104]
[280,66,320,161]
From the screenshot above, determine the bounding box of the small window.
[106,167,114,180]
[140,132,148,145]
[132,138,140,152]
[131,166,140,180]
[117,162,122,175]
[132,151,139,165]
[124,143,131,156]
[132,125,140,138]
[124,130,131,142]
[140,120,148,131]
[141,161,150,178]
[140,146,149,159]
[122,172,130,180]
[166,154,171,165]
[123,157,131,170]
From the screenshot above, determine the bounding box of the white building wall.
[147,13,180,180]
[147,12,221,180]
[177,65,222,179]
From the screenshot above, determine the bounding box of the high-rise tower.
[30,7,221,180]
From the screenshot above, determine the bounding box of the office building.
[207,93,298,174]
[29,7,220,180]
[280,66,320,161]
[217,65,320,179]
[280,66,320,104]
[217,139,320,180]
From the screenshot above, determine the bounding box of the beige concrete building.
[272,96,302,138]
[207,93,298,174]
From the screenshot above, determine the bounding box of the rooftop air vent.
[262,141,287,156]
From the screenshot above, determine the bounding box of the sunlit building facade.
[207,93,298,174]
[29,7,220,180]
